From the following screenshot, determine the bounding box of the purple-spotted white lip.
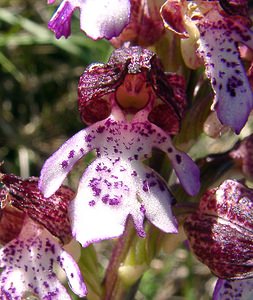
[0,218,87,299]
[197,10,253,133]
[39,105,200,246]
[48,0,131,40]
[213,279,253,300]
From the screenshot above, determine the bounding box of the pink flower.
[48,0,131,40]
[161,0,253,133]
[0,174,87,299]
[39,46,200,247]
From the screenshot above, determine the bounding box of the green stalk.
[102,218,136,300]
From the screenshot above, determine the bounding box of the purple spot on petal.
[68,150,75,159]
[85,134,93,143]
[102,194,121,205]
[80,148,85,154]
[158,180,166,192]
[96,126,105,133]
[226,76,243,97]
[131,171,137,177]
[61,160,68,168]
[143,180,149,192]
[140,205,146,214]
[89,200,96,206]
[175,154,182,164]
[149,181,157,187]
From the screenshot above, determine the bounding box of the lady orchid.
[48,0,131,40]
[0,173,86,299]
[161,0,253,133]
[39,46,200,247]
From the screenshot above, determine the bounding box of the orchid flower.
[184,179,253,300]
[47,0,131,40]
[161,0,253,133]
[39,46,200,247]
[0,174,87,299]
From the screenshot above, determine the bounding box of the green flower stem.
[102,218,136,300]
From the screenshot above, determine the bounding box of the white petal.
[197,12,253,133]
[135,163,178,234]
[80,0,130,39]
[156,133,200,196]
[39,127,97,198]
[59,251,87,297]
[214,278,253,300]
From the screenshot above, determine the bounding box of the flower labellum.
[39,107,200,247]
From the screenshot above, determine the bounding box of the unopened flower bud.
[184,180,253,279]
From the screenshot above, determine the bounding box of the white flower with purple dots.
[39,46,200,247]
